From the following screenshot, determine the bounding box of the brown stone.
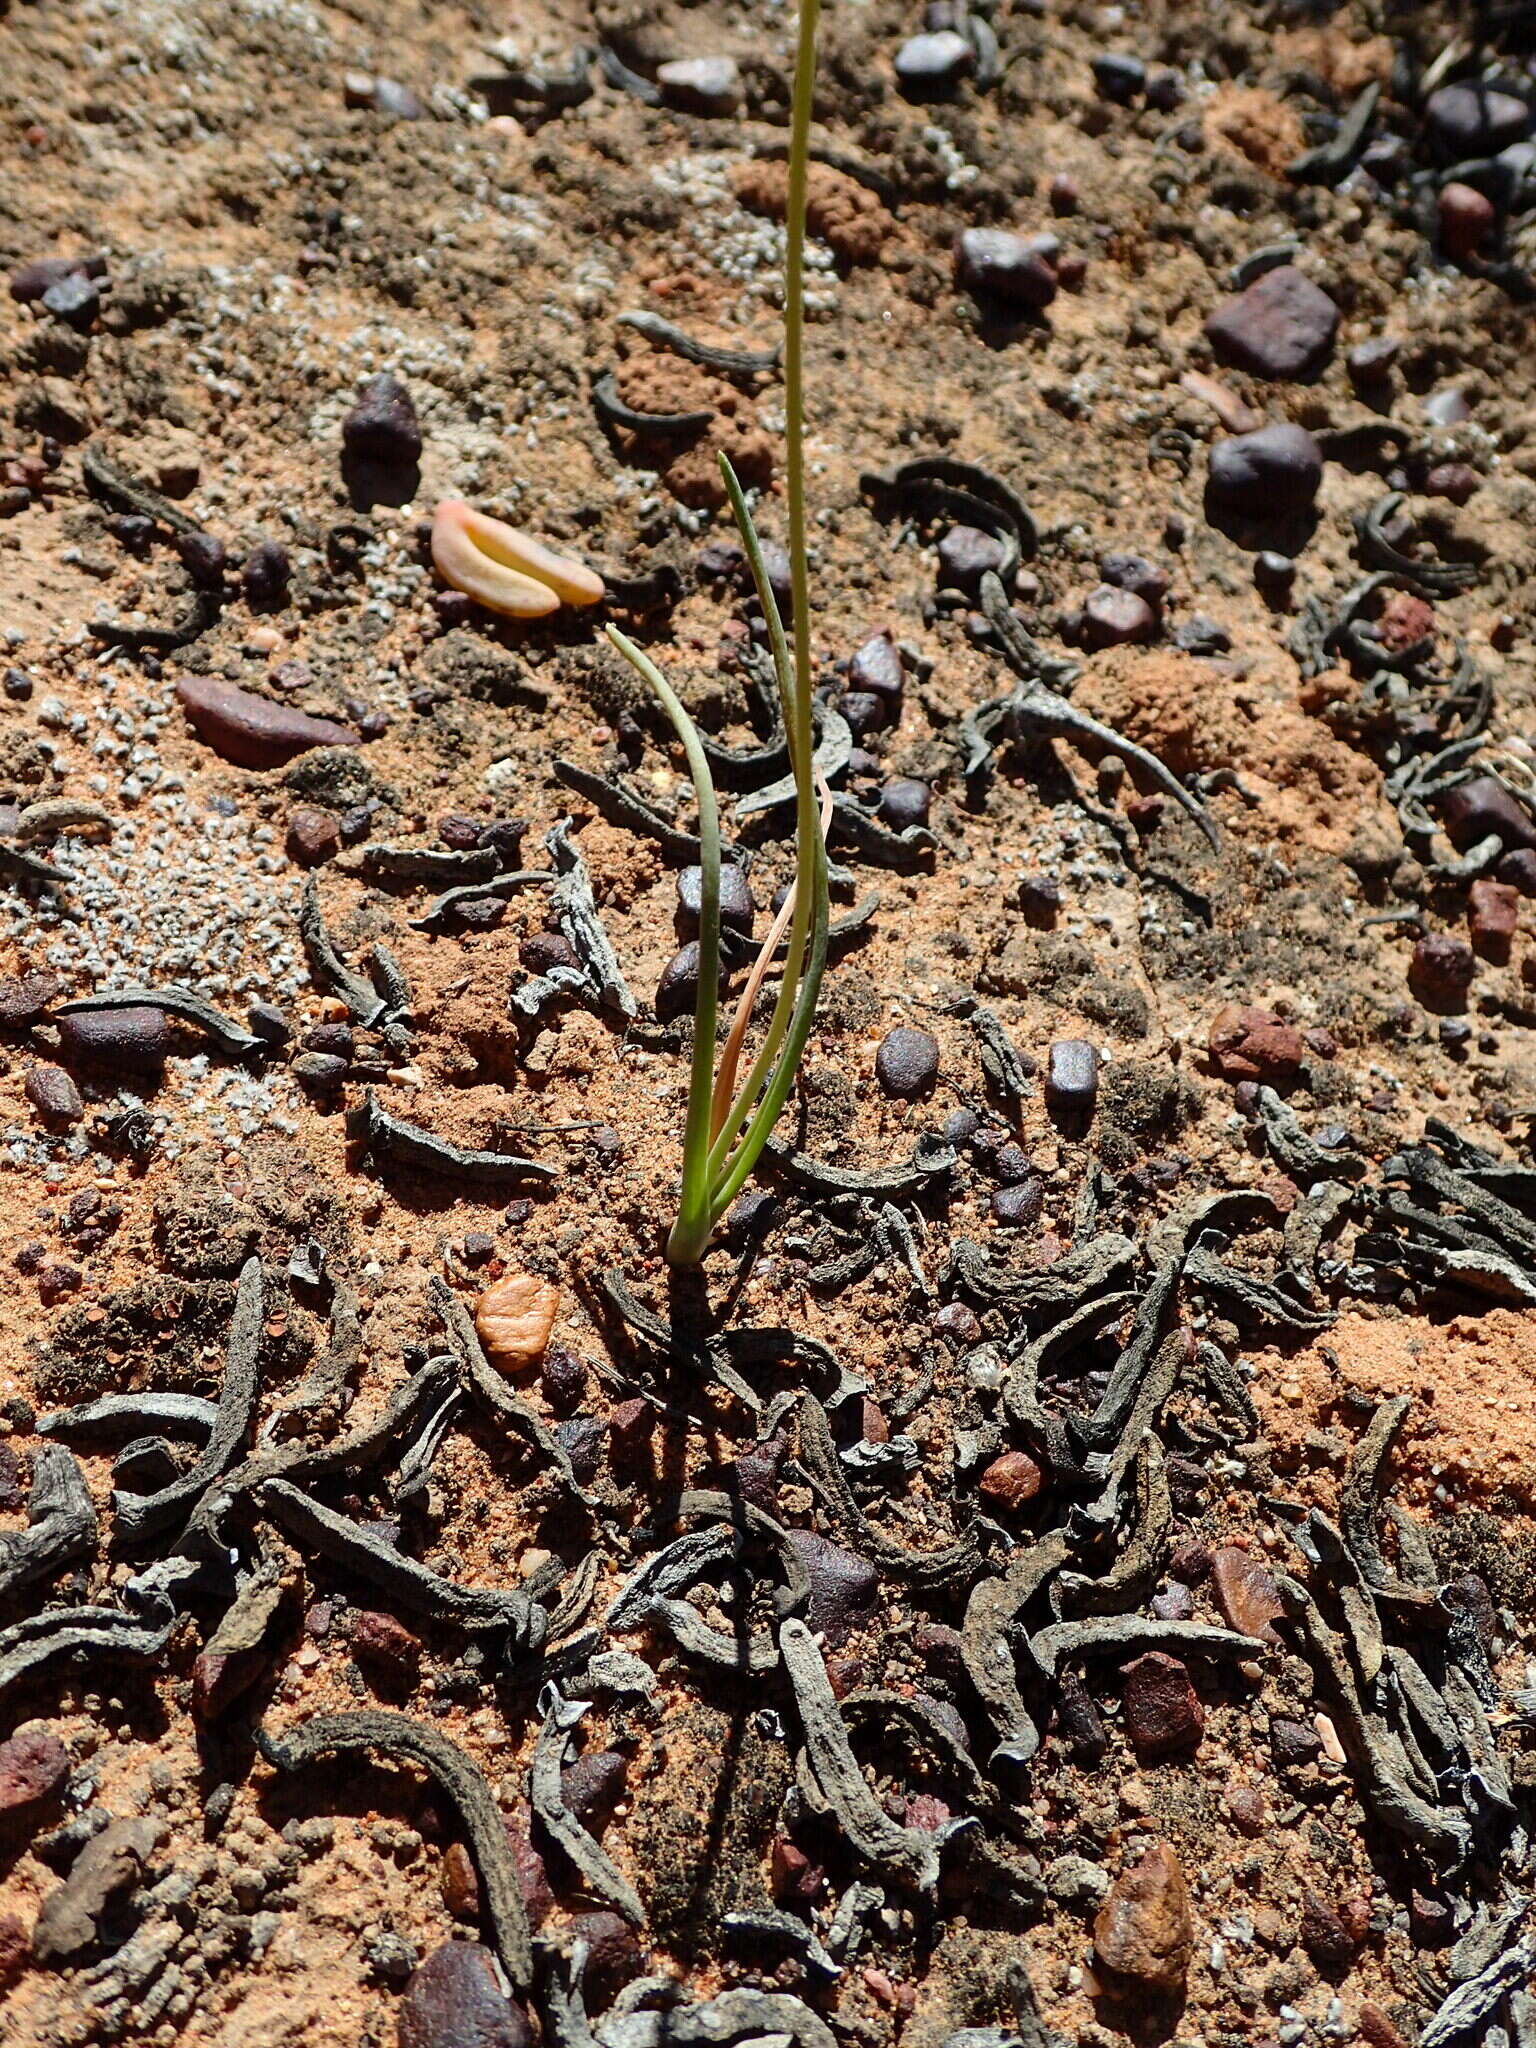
[1225,1781,1267,1834]
[0,972,61,1030]
[1208,1002,1305,1082]
[57,1005,169,1071]
[770,1834,823,1903]
[1205,265,1338,381]
[0,1727,68,1827]
[1468,879,1519,961]
[440,1841,479,1920]
[1438,181,1495,262]
[0,1912,25,1984]
[1093,1841,1195,1991]
[23,1065,82,1126]
[397,1942,533,2048]
[1209,1544,1286,1646]
[1299,1889,1359,1973]
[286,806,342,867]
[1082,584,1157,649]
[1409,933,1476,1010]
[1424,461,1479,505]
[978,1449,1044,1511]
[503,1804,553,1928]
[1358,2004,1409,2048]
[175,674,360,770]
[191,1647,267,1721]
[1121,1651,1204,1759]
[474,1271,561,1372]
[1375,589,1434,652]
[346,1608,421,1683]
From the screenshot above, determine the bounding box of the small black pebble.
[839,690,888,738]
[878,778,931,831]
[177,531,227,587]
[242,539,291,607]
[875,1025,940,1099]
[942,1106,981,1147]
[341,372,423,467]
[991,1180,1044,1226]
[247,1001,291,1048]
[3,669,33,702]
[1091,52,1146,103]
[677,862,756,936]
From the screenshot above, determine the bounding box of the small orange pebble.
[431,497,604,618]
[474,1270,561,1371]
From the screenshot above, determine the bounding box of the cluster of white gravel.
[649,150,837,313]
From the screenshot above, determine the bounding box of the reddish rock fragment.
[1438,181,1495,262]
[23,1065,82,1127]
[176,675,360,770]
[978,1449,1043,1511]
[0,1912,25,1984]
[1093,1841,1195,1991]
[1209,1544,1285,1645]
[0,1728,68,1828]
[1468,879,1519,962]
[192,1648,267,1722]
[1082,584,1156,648]
[1205,265,1338,381]
[1208,1003,1304,1082]
[57,1005,168,1071]
[1375,589,1434,652]
[1121,1651,1204,1759]
[398,1942,533,2048]
[440,1841,479,1920]
[346,1608,421,1685]
[770,1835,823,1903]
[1299,1890,1360,1973]
[1424,461,1479,505]
[1409,934,1475,1010]
[286,806,342,867]
[1358,2004,1409,2048]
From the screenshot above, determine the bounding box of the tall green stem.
[604,0,828,1264]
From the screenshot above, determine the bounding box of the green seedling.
[606,0,829,1265]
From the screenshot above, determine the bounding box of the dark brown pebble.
[1048,173,1078,215]
[1409,933,1475,1010]
[1299,1891,1359,1974]
[177,675,359,770]
[1168,1540,1213,1584]
[10,257,90,303]
[1122,1651,1203,1758]
[1207,423,1323,514]
[1439,775,1536,853]
[520,931,581,975]
[438,813,484,850]
[839,689,889,737]
[874,1024,939,1098]
[783,1530,878,1646]
[937,523,1008,594]
[1054,1669,1109,1762]
[286,806,342,867]
[1082,585,1156,648]
[540,1346,587,1417]
[954,228,1057,310]
[1099,553,1168,608]
[895,30,973,97]
[192,1647,266,1722]
[1468,878,1519,961]
[1092,52,1144,103]
[770,1835,823,1903]
[1424,81,1531,158]
[655,941,725,1025]
[397,1942,533,2048]
[568,1911,644,2010]
[1438,182,1495,262]
[304,1023,354,1059]
[1423,461,1479,505]
[676,862,755,936]
[560,1751,626,1836]
[23,1065,82,1127]
[991,1180,1044,1226]
[932,1300,982,1346]
[1226,1781,1267,1834]
[1346,335,1398,388]
[849,631,905,701]
[58,1006,168,1071]
[878,778,930,830]
[608,1397,653,1466]
[1151,1582,1194,1621]
[346,1609,421,1684]
[0,1728,69,1827]
[242,539,291,607]
[342,372,422,466]
[292,1051,350,1089]
[1204,265,1338,381]
[0,972,61,1030]
[176,531,227,586]
[1270,1717,1321,1769]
